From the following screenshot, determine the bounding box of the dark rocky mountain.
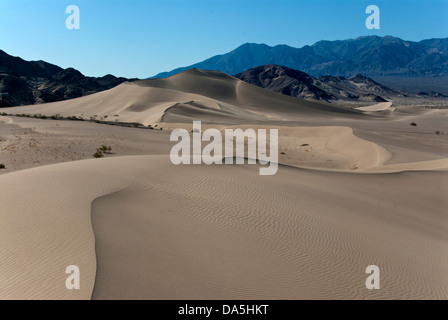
[153,36,448,93]
[236,65,335,101]
[235,65,404,103]
[0,50,133,107]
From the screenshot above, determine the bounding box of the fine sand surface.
[0,69,447,299]
[356,102,396,112]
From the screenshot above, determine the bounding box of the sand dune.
[0,157,146,299]
[0,69,447,299]
[1,69,363,126]
[91,159,448,299]
[0,156,446,299]
[356,102,396,112]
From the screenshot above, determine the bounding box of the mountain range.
[0,50,133,107]
[153,36,448,94]
[2,35,448,107]
[235,65,406,103]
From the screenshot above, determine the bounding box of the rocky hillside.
[0,50,134,107]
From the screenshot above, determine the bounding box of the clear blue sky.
[1,0,447,78]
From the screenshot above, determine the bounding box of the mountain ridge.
[235,64,403,103]
[0,50,135,107]
[153,36,448,83]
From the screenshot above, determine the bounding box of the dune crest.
[0,157,150,299]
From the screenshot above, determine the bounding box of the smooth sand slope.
[356,102,396,112]
[0,157,147,299]
[0,69,447,299]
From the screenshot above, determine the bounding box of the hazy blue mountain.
[153,36,448,80]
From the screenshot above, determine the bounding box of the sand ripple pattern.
[91,157,448,299]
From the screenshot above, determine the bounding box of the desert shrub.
[98,145,112,154]
[93,151,104,158]
[436,131,441,135]
[0,163,5,169]
[300,143,310,147]
[93,144,112,158]
[410,122,417,126]
[1,112,7,116]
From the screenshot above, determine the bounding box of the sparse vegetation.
[280,152,286,155]
[0,163,5,169]
[300,143,310,147]
[93,151,104,158]
[98,145,112,154]
[93,145,112,158]
[410,122,417,126]
[5,111,158,131]
[436,131,442,135]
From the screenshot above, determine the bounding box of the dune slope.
[1,156,447,299]
[0,69,364,126]
[0,69,447,300]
